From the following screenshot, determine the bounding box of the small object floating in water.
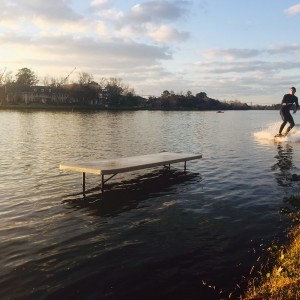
[216,110,224,113]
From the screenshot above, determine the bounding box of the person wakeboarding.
[275,87,299,137]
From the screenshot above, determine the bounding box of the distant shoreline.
[0,103,273,112]
[0,104,141,112]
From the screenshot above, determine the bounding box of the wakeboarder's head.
[290,87,296,95]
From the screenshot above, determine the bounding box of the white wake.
[254,122,300,143]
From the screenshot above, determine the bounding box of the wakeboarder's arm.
[282,94,287,106]
[293,97,299,114]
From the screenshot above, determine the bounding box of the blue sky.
[1,0,300,104]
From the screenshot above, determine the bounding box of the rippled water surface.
[1,110,300,299]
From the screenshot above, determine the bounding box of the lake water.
[1,110,300,300]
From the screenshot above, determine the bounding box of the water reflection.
[62,169,200,218]
[271,142,300,222]
[271,142,295,186]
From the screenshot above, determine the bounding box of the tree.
[104,77,124,105]
[196,92,207,100]
[161,90,170,98]
[186,90,193,98]
[43,75,62,87]
[78,72,94,85]
[15,67,38,86]
[0,70,13,86]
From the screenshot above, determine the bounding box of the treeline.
[0,67,140,107]
[0,67,267,110]
[146,90,250,110]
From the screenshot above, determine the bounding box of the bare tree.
[43,75,63,87]
[0,69,13,86]
[78,72,94,85]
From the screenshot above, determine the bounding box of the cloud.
[148,25,189,43]
[0,0,192,43]
[127,0,190,23]
[95,21,108,36]
[109,0,191,43]
[0,0,16,21]
[195,60,300,74]
[267,44,300,55]
[284,4,300,16]
[93,0,191,24]
[0,33,172,69]
[192,43,300,103]
[201,48,261,61]
[0,0,85,35]
[32,18,91,35]
[96,8,124,22]
[90,0,111,9]
[18,0,82,22]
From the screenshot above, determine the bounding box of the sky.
[1,0,300,105]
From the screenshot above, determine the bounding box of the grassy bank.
[243,224,300,300]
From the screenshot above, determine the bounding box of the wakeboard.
[274,133,288,139]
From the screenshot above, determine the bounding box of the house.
[3,85,69,104]
[1,84,113,107]
[22,86,69,104]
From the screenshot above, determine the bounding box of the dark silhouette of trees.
[144,90,250,110]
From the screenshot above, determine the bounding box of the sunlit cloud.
[95,21,108,37]
[0,19,21,30]
[284,4,300,16]
[32,18,90,35]
[149,25,189,43]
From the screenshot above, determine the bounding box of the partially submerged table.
[59,152,202,193]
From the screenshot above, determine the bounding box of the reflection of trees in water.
[272,142,300,221]
[271,143,294,186]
